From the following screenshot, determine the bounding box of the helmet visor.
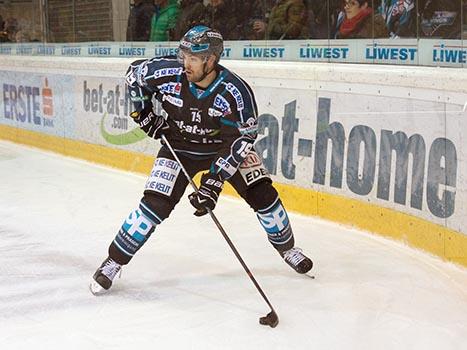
[177,47,210,64]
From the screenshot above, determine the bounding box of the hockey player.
[90,25,313,295]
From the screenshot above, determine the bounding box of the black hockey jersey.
[125,56,259,181]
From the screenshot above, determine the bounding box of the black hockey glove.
[188,173,224,217]
[130,109,169,139]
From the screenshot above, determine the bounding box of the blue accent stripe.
[188,70,227,100]
[139,202,162,225]
[220,117,237,127]
[257,197,280,214]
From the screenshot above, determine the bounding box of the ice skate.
[281,247,313,274]
[90,257,122,295]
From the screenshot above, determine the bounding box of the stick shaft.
[161,134,277,314]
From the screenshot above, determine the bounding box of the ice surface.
[0,140,466,350]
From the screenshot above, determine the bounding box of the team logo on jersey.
[238,117,258,135]
[154,67,183,79]
[125,70,137,85]
[129,90,150,102]
[238,150,270,185]
[174,120,216,136]
[208,108,223,117]
[226,83,244,110]
[215,157,237,176]
[162,94,183,107]
[158,82,182,94]
[214,94,231,114]
[136,62,149,86]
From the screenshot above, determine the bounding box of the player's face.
[182,53,207,82]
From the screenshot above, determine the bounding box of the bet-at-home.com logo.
[256,98,459,219]
[82,80,145,145]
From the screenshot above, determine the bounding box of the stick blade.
[259,311,279,328]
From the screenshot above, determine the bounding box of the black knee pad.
[141,191,179,221]
[242,180,278,212]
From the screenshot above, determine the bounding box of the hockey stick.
[160,134,279,328]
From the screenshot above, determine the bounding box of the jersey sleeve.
[125,56,182,114]
[209,79,259,181]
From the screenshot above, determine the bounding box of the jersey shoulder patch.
[219,68,257,122]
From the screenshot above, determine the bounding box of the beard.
[185,69,206,83]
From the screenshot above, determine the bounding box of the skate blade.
[89,280,108,296]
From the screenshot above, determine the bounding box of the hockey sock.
[110,200,163,264]
[256,197,295,253]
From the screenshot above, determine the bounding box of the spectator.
[0,14,7,42]
[15,30,31,43]
[464,1,467,39]
[127,0,156,41]
[307,0,341,39]
[150,0,180,41]
[173,0,206,40]
[335,0,388,38]
[379,0,417,37]
[1,17,19,42]
[236,0,276,40]
[265,0,309,40]
[419,0,462,39]
[203,0,239,40]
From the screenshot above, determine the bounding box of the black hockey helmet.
[178,25,224,62]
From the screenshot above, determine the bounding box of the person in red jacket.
[335,0,388,39]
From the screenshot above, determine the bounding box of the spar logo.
[82,80,146,145]
[2,77,55,127]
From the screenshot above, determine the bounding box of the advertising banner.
[73,75,155,155]
[0,71,74,138]
[0,39,465,67]
[252,84,466,232]
[1,59,465,237]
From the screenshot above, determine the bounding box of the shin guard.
[256,197,294,252]
[110,201,163,264]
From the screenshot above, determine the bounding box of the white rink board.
[0,56,466,236]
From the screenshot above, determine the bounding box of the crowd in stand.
[0,0,465,43]
[0,15,36,43]
[127,0,466,41]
